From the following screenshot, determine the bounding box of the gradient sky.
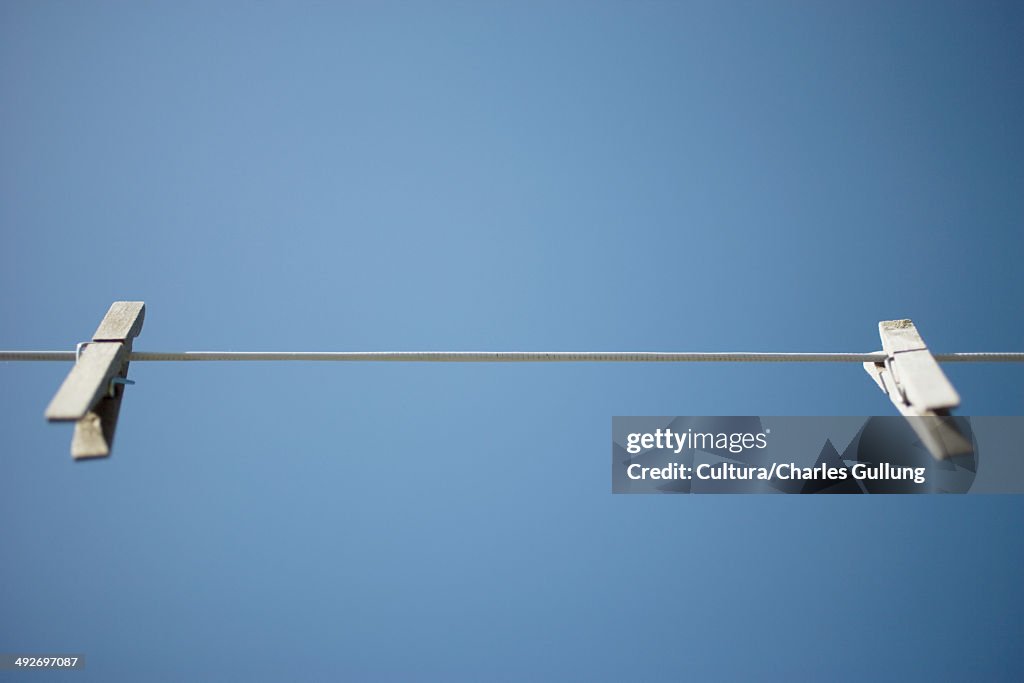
[2,2,1023,681]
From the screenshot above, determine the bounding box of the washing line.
[2,350,1023,363]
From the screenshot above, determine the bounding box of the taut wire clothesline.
[2,350,1023,363]
[14,301,1024,461]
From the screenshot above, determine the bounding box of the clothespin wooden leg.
[44,302,145,459]
[863,319,973,460]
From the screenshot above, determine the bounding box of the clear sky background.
[1,1,1022,680]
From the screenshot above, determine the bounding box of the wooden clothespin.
[44,301,145,459]
[863,319,973,460]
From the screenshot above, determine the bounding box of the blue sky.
[2,2,1022,680]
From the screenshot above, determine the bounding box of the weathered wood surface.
[865,319,970,459]
[878,320,960,410]
[71,379,129,459]
[92,301,145,341]
[44,343,126,421]
[44,301,145,459]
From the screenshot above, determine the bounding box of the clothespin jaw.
[863,319,972,460]
[44,302,145,459]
